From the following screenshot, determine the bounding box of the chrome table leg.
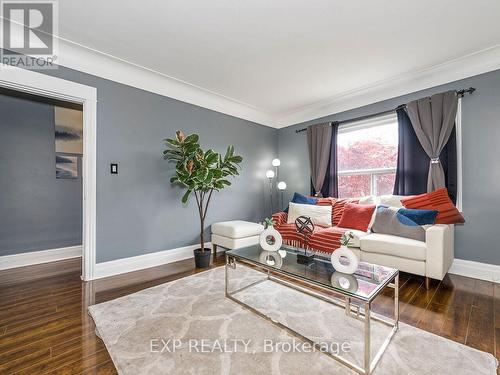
[364,301,371,374]
[395,273,399,328]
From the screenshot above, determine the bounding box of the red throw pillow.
[401,188,465,224]
[337,203,376,232]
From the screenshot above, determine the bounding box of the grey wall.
[278,69,500,265]
[0,95,82,255]
[33,66,277,263]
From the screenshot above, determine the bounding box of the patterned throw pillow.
[371,206,439,242]
[401,188,465,224]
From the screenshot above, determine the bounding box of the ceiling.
[56,0,500,127]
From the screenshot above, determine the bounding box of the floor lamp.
[266,169,275,215]
[277,181,287,211]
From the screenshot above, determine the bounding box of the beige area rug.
[88,266,497,374]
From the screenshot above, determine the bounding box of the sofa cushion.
[360,233,426,261]
[378,194,408,208]
[358,195,377,205]
[211,220,264,238]
[401,188,465,224]
[337,203,376,232]
[284,192,317,213]
[398,208,439,225]
[371,205,438,241]
[287,202,332,227]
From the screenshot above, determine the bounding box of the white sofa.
[349,194,455,289]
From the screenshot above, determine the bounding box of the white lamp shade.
[272,158,281,167]
[277,181,287,190]
[265,170,275,179]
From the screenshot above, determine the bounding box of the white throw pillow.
[358,195,378,205]
[287,202,332,227]
[378,195,408,208]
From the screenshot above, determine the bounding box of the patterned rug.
[89,266,497,374]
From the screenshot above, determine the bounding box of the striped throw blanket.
[272,198,357,255]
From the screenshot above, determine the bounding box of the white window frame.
[337,167,397,196]
[337,113,398,197]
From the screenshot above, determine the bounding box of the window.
[337,113,398,198]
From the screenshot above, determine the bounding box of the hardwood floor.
[0,255,499,374]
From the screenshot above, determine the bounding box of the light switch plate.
[110,163,118,174]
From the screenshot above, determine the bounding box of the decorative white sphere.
[277,181,287,190]
[265,169,275,179]
[272,158,281,167]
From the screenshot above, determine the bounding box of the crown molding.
[56,39,278,127]
[274,44,500,128]
[55,39,500,130]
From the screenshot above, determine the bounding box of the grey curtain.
[406,91,458,192]
[307,123,332,197]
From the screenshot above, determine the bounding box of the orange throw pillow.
[400,188,465,224]
[337,203,376,232]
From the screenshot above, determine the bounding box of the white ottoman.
[211,220,264,254]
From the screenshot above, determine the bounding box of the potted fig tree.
[163,130,243,268]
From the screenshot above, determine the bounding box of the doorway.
[0,66,97,280]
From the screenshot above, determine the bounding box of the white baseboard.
[0,246,82,270]
[93,242,213,280]
[449,258,500,283]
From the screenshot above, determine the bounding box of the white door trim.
[0,65,97,281]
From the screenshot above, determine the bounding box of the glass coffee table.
[225,245,399,375]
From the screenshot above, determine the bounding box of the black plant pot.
[194,248,211,268]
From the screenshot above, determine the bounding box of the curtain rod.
[295,87,476,134]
